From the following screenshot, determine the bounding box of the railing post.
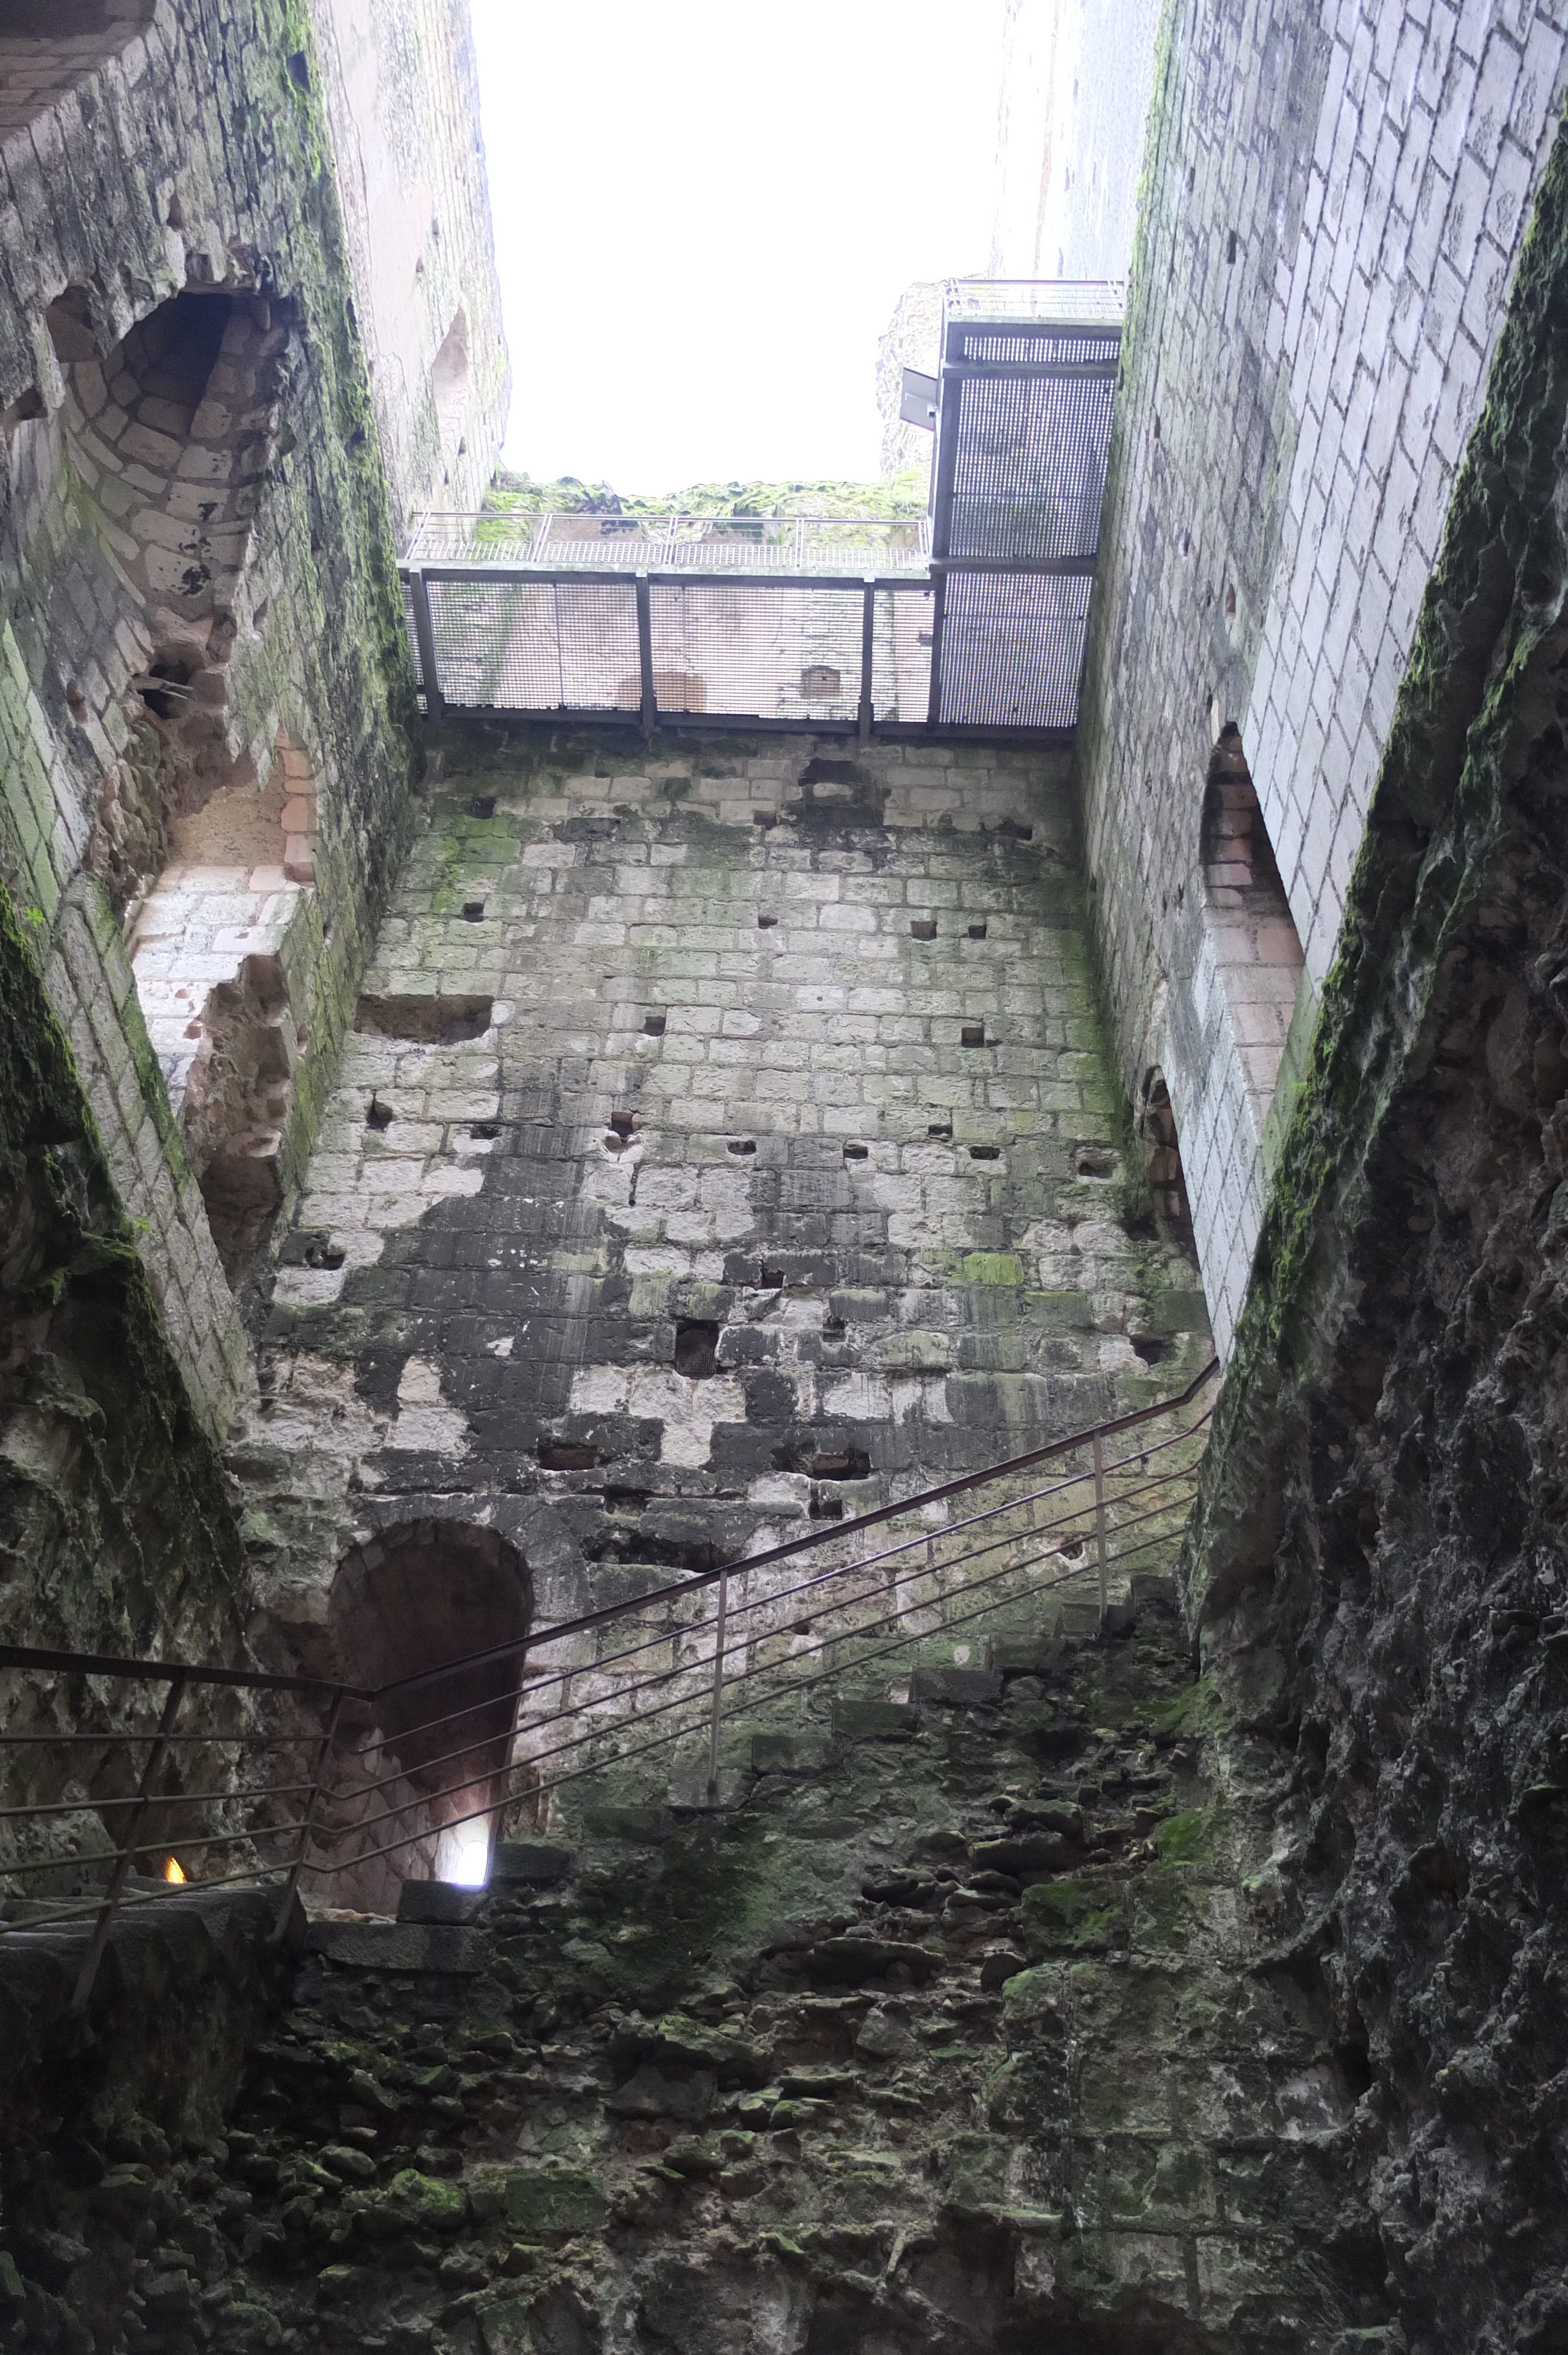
[70,1674,188,2013]
[409,569,444,721]
[925,571,947,729]
[269,1686,346,1944]
[706,1568,729,1805]
[636,573,656,742]
[859,582,875,743]
[1093,1432,1109,1634]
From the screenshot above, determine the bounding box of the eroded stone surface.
[0,1590,1370,2353]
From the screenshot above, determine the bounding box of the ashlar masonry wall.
[234,730,1212,1760]
[0,0,417,1435]
[1077,0,1568,1349]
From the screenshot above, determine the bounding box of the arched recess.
[51,277,290,914]
[0,2,153,131]
[1200,725,1306,1117]
[431,308,469,481]
[317,1523,531,1911]
[42,278,305,1286]
[1138,1066,1194,1250]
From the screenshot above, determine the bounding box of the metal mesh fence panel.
[647,583,864,720]
[958,330,1119,365]
[402,582,423,691]
[874,587,935,721]
[947,372,1115,563]
[425,579,640,711]
[938,572,1092,729]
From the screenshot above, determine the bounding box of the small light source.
[437,1819,490,1887]
[162,1856,185,1884]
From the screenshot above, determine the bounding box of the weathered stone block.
[490,1842,574,1885]
[304,1923,491,1974]
[831,1699,919,1740]
[394,1880,486,1926]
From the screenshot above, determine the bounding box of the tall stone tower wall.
[310,0,511,533]
[1077,0,1568,1348]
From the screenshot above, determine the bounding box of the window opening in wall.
[1200,724,1307,1115]
[1,385,44,442]
[1138,1067,1195,1251]
[324,1524,530,1912]
[354,993,493,1044]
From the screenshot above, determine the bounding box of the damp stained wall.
[236,731,1213,1690]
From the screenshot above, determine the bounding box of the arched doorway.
[318,1522,531,1912]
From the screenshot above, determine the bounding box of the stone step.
[303,1919,493,1975]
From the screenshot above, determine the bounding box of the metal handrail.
[403,510,935,575]
[0,1362,1217,1995]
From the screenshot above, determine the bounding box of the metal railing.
[403,510,934,575]
[0,1361,1217,2003]
[942,276,1125,325]
[400,566,946,739]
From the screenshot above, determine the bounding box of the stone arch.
[431,307,470,479]
[318,1521,531,1908]
[0,2,154,132]
[47,279,291,920]
[1200,724,1305,1117]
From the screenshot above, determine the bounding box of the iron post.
[269,1685,346,1943]
[71,1673,188,2013]
[706,1568,729,1805]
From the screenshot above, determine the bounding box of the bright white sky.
[468,0,1006,495]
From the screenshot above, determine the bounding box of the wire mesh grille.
[408,512,932,573]
[959,331,1120,365]
[402,581,422,691]
[946,372,1115,562]
[938,572,1093,729]
[426,578,640,711]
[647,584,865,720]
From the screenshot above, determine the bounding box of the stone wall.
[310,0,510,534]
[1077,0,1568,1350]
[0,0,418,1441]
[1182,104,1568,2354]
[229,728,1212,1840]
